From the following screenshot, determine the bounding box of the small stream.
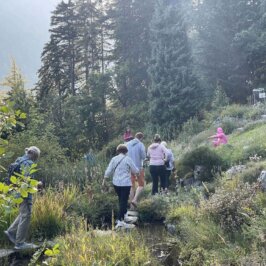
[0,224,178,266]
[138,223,178,265]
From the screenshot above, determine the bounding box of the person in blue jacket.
[4,146,41,250]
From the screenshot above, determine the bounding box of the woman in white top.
[103,144,139,227]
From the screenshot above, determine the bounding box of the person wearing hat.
[103,144,139,229]
[4,146,41,250]
[147,134,169,195]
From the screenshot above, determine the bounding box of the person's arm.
[140,143,146,161]
[161,145,170,161]
[208,134,217,139]
[128,157,139,175]
[104,158,114,179]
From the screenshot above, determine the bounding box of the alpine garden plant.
[48,228,157,266]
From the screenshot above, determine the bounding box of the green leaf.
[14,197,24,204]
[20,189,28,198]
[0,147,6,155]
[30,169,39,174]
[53,244,60,250]
[10,176,17,184]
[28,188,38,194]
[19,113,27,119]
[0,106,9,113]
[30,180,39,186]
[44,250,54,256]
[53,249,60,255]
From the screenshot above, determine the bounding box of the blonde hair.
[161,141,167,147]
[25,146,40,161]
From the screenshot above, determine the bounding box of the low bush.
[30,186,78,239]
[49,229,157,265]
[238,161,266,184]
[220,104,249,119]
[72,191,118,228]
[138,195,169,223]
[203,182,257,235]
[178,117,205,143]
[177,146,224,182]
[166,204,196,225]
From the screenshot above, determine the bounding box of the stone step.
[126,210,139,217]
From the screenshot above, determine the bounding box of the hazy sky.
[0,0,62,88]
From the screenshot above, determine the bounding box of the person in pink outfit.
[123,127,133,142]
[208,127,228,147]
[147,134,169,194]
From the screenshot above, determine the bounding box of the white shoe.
[124,215,138,224]
[115,220,123,229]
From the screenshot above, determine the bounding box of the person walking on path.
[123,126,134,142]
[208,127,228,147]
[147,134,169,195]
[127,132,146,208]
[103,144,139,229]
[4,146,41,250]
[161,141,175,193]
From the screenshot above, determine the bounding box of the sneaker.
[14,242,38,250]
[115,220,123,230]
[124,215,138,224]
[4,230,16,244]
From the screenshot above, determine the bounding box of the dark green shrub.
[221,117,238,134]
[73,192,118,227]
[98,138,121,159]
[138,196,169,223]
[178,146,224,182]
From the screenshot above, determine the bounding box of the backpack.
[5,158,28,185]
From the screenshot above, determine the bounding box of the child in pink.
[123,127,133,142]
[208,127,228,147]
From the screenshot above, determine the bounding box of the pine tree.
[111,0,155,107]
[148,0,204,137]
[1,60,31,115]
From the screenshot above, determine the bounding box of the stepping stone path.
[125,210,139,224]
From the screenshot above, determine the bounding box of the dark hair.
[153,134,161,143]
[116,144,128,154]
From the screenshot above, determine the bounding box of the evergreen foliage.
[111,0,155,107]
[148,0,205,136]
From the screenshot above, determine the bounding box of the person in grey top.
[103,144,139,228]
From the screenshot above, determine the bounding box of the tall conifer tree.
[149,0,204,136]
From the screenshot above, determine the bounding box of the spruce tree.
[148,0,204,137]
[111,0,155,107]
